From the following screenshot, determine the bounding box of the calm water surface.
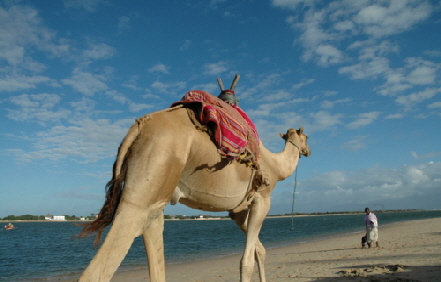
[1,210,440,281]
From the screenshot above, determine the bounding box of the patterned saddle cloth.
[171,90,260,163]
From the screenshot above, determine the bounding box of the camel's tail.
[77,120,142,245]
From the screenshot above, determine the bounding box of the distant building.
[45,214,66,221]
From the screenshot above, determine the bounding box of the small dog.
[361,236,367,249]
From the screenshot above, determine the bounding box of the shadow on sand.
[308,264,440,282]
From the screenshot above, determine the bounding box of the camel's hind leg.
[78,201,152,282]
[79,150,188,281]
[143,209,166,282]
[230,208,267,282]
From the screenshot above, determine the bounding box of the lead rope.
[290,167,298,231]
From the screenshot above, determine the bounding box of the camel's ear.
[299,127,303,135]
[279,133,286,140]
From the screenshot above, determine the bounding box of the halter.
[288,140,302,158]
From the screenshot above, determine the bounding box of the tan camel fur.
[78,106,311,282]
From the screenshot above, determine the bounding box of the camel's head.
[279,127,311,157]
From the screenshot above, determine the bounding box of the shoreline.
[53,217,441,282]
[2,209,433,223]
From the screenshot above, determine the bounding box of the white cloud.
[271,162,441,213]
[320,98,351,109]
[121,75,143,91]
[70,97,96,112]
[128,102,152,113]
[353,40,399,60]
[424,50,441,57]
[427,102,441,109]
[105,90,153,113]
[6,93,70,124]
[240,73,284,99]
[333,20,354,31]
[0,5,70,68]
[310,111,344,131]
[105,90,129,104]
[292,78,315,90]
[8,118,133,163]
[385,113,405,119]
[405,57,440,85]
[341,135,367,152]
[276,0,437,94]
[83,43,115,60]
[62,69,108,95]
[63,0,106,12]
[411,151,441,159]
[298,18,333,49]
[395,87,440,108]
[247,101,294,117]
[354,1,432,38]
[0,74,59,92]
[148,63,171,74]
[407,66,437,85]
[203,61,228,75]
[374,57,440,96]
[346,111,380,129]
[118,16,130,33]
[180,40,192,51]
[259,90,292,102]
[313,44,344,66]
[150,80,186,94]
[376,72,411,96]
[191,83,218,94]
[339,56,390,79]
[271,0,313,10]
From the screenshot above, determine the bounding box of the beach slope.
[75,217,441,282]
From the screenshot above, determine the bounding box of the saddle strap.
[231,169,257,213]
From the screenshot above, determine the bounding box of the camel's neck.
[263,142,300,181]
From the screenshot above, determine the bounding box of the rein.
[288,139,301,231]
[290,167,298,231]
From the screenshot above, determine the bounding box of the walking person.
[364,207,380,248]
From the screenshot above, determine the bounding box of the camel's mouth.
[302,147,311,157]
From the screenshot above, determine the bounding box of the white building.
[45,214,66,220]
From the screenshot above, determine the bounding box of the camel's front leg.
[143,209,166,282]
[240,195,270,282]
[254,240,266,282]
[78,202,149,282]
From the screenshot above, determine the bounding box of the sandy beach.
[70,217,440,282]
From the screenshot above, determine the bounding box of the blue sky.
[1,0,440,218]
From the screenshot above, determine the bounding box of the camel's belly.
[171,114,255,212]
[175,171,252,212]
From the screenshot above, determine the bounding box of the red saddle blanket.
[172,90,260,161]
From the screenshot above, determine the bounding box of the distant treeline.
[2,209,425,221]
[1,214,95,221]
[279,209,424,216]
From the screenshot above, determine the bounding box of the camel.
[77,100,310,282]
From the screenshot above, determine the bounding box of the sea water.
[0,210,440,281]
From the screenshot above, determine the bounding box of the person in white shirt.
[364,207,380,248]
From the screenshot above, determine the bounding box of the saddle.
[171,90,260,166]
